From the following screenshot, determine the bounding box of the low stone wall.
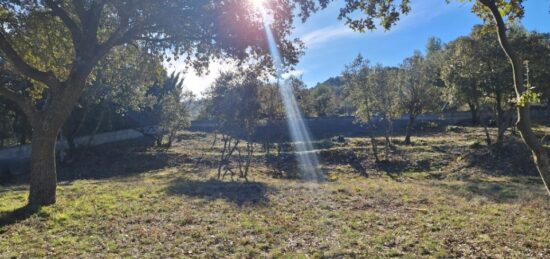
[0,129,145,161]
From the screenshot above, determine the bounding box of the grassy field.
[1,127,549,257]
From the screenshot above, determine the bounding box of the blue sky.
[293,0,550,86]
[176,0,550,96]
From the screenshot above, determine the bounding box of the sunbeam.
[257,6,322,181]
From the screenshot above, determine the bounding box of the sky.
[169,0,550,97]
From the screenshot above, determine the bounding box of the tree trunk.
[480,0,550,194]
[369,134,379,163]
[404,114,416,145]
[28,130,59,206]
[468,102,479,125]
[495,91,506,143]
[19,128,28,145]
[26,81,86,206]
[481,115,492,146]
[384,117,391,160]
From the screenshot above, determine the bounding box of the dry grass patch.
[1,128,549,257]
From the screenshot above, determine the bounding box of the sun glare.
[251,0,267,10]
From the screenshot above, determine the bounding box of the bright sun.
[251,0,267,9]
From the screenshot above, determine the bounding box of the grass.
[1,128,549,257]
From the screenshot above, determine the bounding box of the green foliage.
[308,83,337,117]
[0,61,31,146]
[337,0,524,33]
[338,0,412,31]
[258,83,285,122]
[440,35,484,109]
[0,99,31,147]
[397,51,441,117]
[342,54,373,124]
[145,72,192,147]
[440,24,549,121]
[516,88,542,107]
[343,53,434,126]
[288,77,317,118]
[205,67,263,137]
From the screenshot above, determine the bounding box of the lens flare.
[258,8,322,182]
[251,0,267,9]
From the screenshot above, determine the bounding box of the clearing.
[1,127,549,257]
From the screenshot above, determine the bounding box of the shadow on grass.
[5,138,196,187]
[436,177,545,203]
[373,158,431,176]
[0,205,41,229]
[458,139,538,177]
[165,178,270,206]
[0,185,27,194]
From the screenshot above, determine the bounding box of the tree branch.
[45,0,82,50]
[98,14,134,52]
[71,0,87,19]
[135,36,176,43]
[0,85,33,117]
[85,0,108,44]
[0,31,61,87]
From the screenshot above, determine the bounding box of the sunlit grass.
[1,129,549,257]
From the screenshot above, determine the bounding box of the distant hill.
[312,76,345,94]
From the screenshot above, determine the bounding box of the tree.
[0,0,322,205]
[142,72,192,148]
[289,77,316,118]
[398,51,440,145]
[343,54,382,162]
[441,36,484,124]
[479,0,550,193]
[510,29,550,115]
[258,82,285,155]
[440,26,515,141]
[0,98,31,147]
[0,62,32,147]
[62,46,162,157]
[309,83,336,117]
[337,0,550,193]
[368,64,400,159]
[205,68,263,181]
[471,25,515,143]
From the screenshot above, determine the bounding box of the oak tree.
[0,0,320,205]
[337,0,550,194]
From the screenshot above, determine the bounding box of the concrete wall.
[0,129,145,161]
[2,110,546,162]
[190,112,475,141]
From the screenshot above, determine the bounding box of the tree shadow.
[435,177,545,203]
[0,205,41,229]
[0,185,26,194]
[165,178,270,206]
[57,151,184,181]
[457,140,538,177]
[3,138,195,186]
[372,157,432,175]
